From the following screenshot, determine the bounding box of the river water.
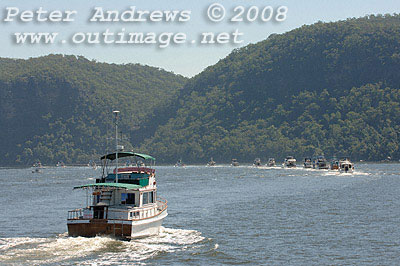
[1,163,400,265]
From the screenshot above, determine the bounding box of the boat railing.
[109,206,155,220]
[126,198,167,221]
[113,167,155,174]
[109,198,167,221]
[68,199,167,221]
[68,208,85,220]
[156,197,168,213]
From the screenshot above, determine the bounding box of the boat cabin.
[253,158,261,166]
[339,158,354,173]
[231,158,239,166]
[72,183,159,220]
[284,156,296,167]
[267,158,276,166]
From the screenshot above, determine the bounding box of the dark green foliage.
[0,54,186,165]
[2,15,400,165]
[141,14,400,163]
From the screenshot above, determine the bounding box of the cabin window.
[142,191,155,205]
[127,193,135,204]
[121,174,130,179]
[121,193,135,205]
[143,192,149,205]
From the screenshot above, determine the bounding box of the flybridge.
[101,152,155,161]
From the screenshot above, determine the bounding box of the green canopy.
[74,182,142,190]
[134,153,156,161]
[100,152,155,161]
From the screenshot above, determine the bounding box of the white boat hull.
[67,211,168,239]
[339,168,353,173]
[131,210,168,238]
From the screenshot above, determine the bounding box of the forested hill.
[141,14,400,163]
[2,15,400,166]
[0,55,187,165]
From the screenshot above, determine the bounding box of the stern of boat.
[67,198,168,239]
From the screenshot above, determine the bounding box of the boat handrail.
[113,167,155,174]
[156,197,168,211]
[128,198,167,221]
[67,198,167,221]
[68,209,84,219]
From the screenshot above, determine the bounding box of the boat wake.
[0,227,205,265]
[251,166,282,170]
[317,170,371,177]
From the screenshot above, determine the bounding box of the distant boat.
[283,156,296,168]
[253,158,262,167]
[56,161,66,168]
[313,156,329,169]
[207,157,216,166]
[303,157,312,168]
[33,161,43,168]
[339,158,354,173]
[174,159,185,167]
[32,161,43,173]
[267,158,276,167]
[330,159,339,170]
[88,160,98,170]
[231,158,239,167]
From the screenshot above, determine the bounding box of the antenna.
[113,110,120,183]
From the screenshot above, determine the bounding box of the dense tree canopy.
[2,15,400,165]
[141,14,400,163]
[0,54,186,165]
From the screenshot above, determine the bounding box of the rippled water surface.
[1,163,400,265]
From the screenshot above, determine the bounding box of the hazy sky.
[0,0,399,77]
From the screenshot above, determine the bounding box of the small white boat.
[283,156,296,168]
[303,157,312,168]
[56,161,66,168]
[253,158,262,167]
[339,158,354,173]
[174,159,185,167]
[207,157,216,166]
[267,158,276,167]
[32,162,43,173]
[88,160,98,170]
[313,156,329,169]
[330,159,339,170]
[231,158,239,167]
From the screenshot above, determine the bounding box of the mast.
[113,110,120,183]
